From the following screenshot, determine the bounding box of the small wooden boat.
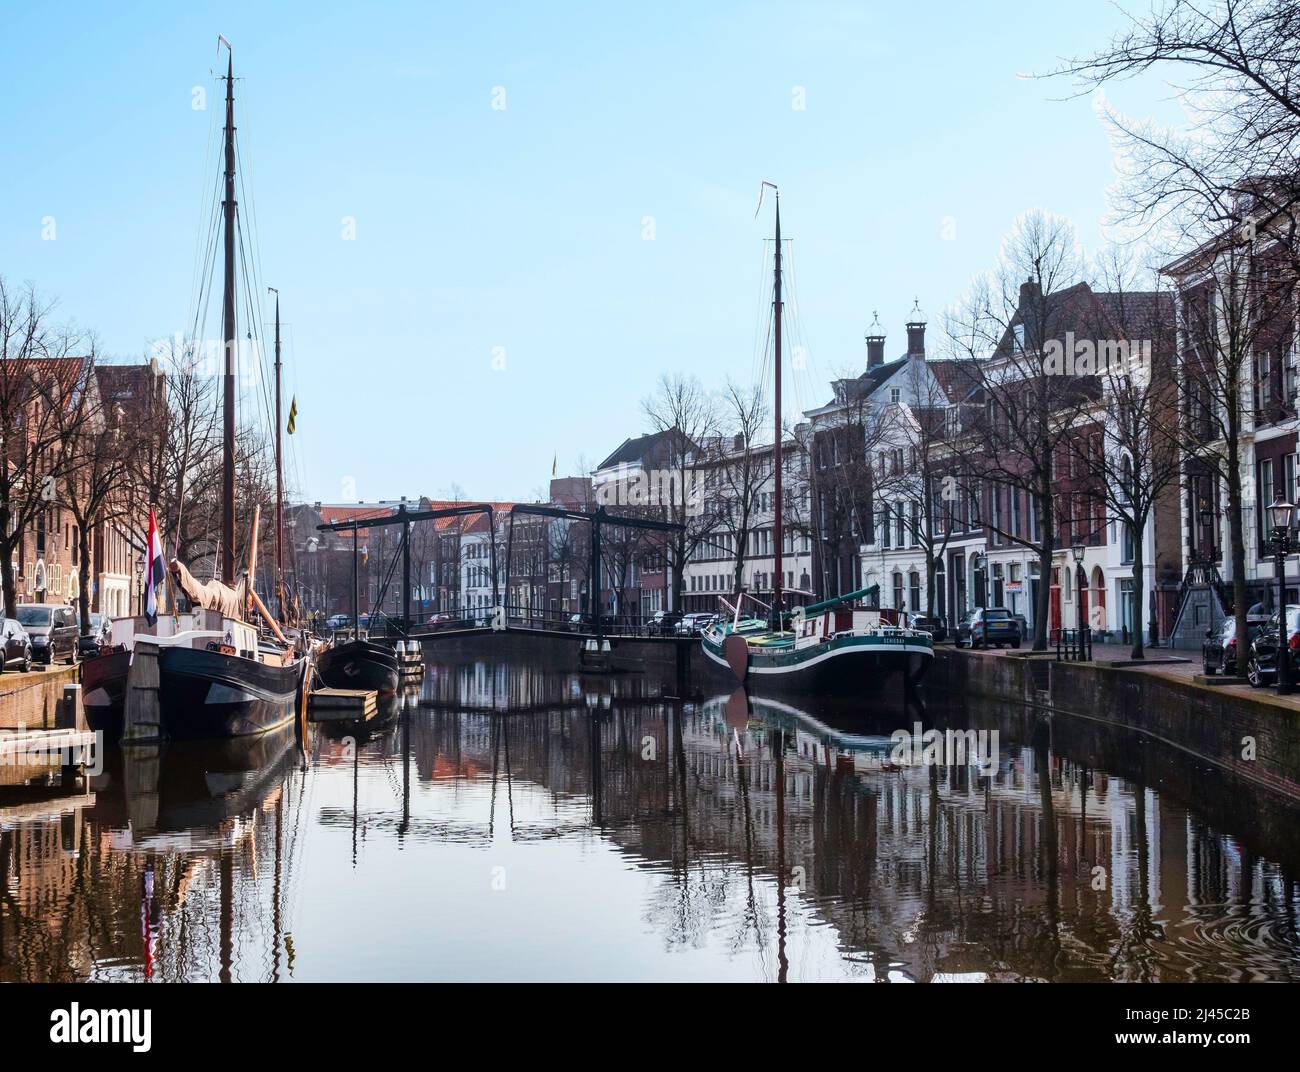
[316,638,399,694]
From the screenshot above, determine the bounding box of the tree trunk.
[1226,456,1250,677]
[1129,530,1145,660]
[1032,488,1053,652]
[0,548,14,621]
[78,526,93,637]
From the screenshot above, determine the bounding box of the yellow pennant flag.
[287,395,298,435]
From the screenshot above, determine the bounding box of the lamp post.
[1071,541,1086,633]
[1269,496,1296,696]
[134,555,145,617]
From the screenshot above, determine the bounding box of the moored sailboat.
[699,187,933,696]
[115,39,307,743]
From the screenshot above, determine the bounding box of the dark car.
[0,618,32,672]
[16,603,78,664]
[1202,617,1261,676]
[1244,606,1300,687]
[360,612,401,637]
[76,612,112,659]
[911,615,947,643]
[955,607,1021,649]
[649,610,683,636]
[676,612,718,637]
[426,613,455,630]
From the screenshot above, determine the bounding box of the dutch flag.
[144,509,165,626]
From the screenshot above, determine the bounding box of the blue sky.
[0,1,1178,504]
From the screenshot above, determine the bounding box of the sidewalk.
[951,637,1300,704]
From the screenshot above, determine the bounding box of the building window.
[893,571,904,609]
[908,570,921,611]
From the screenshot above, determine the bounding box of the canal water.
[3,654,1300,982]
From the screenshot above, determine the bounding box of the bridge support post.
[400,502,410,634]
[591,508,603,640]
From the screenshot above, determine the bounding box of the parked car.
[1202,617,1261,676]
[1244,606,1300,687]
[16,603,79,664]
[1014,613,1030,640]
[649,610,683,636]
[0,618,32,672]
[676,612,718,637]
[426,613,455,630]
[359,612,401,636]
[911,615,947,643]
[325,613,350,630]
[955,607,1021,649]
[566,612,616,632]
[76,612,112,658]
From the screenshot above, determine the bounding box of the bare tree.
[1070,251,1181,657]
[712,380,769,600]
[946,211,1100,650]
[1057,0,1300,267]
[1058,2,1300,657]
[640,373,721,612]
[0,278,93,617]
[881,357,969,622]
[53,359,133,635]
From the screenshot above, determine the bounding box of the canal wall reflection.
[1,659,1298,981]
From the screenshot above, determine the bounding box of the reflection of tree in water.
[5,670,1300,982]
[0,738,309,982]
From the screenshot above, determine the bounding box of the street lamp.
[971,551,987,609]
[135,555,145,617]
[1269,495,1296,696]
[1071,542,1086,633]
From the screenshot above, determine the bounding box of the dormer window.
[890,387,901,403]
[1013,323,1025,352]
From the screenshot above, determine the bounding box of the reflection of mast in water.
[1033,720,1061,971]
[272,793,283,982]
[351,732,359,867]
[141,857,159,980]
[219,847,233,983]
[488,717,517,838]
[400,693,411,839]
[774,725,788,984]
[733,703,769,969]
[590,710,603,827]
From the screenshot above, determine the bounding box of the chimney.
[1019,277,1041,309]
[905,298,926,357]
[865,311,886,368]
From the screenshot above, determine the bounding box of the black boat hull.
[81,648,131,743]
[702,636,932,696]
[154,646,302,742]
[316,639,399,694]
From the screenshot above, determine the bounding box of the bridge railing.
[410,605,689,638]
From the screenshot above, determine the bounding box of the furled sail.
[169,559,247,620]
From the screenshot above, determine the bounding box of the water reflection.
[1,657,1298,982]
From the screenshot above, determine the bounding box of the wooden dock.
[308,687,378,723]
[0,727,99,788]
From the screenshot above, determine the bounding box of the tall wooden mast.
[772,190,784,627]
[220,44,237,582]
[270,287,284,615]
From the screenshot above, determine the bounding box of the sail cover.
[169,559,247,620]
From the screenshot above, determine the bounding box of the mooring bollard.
[57,684,84,730]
